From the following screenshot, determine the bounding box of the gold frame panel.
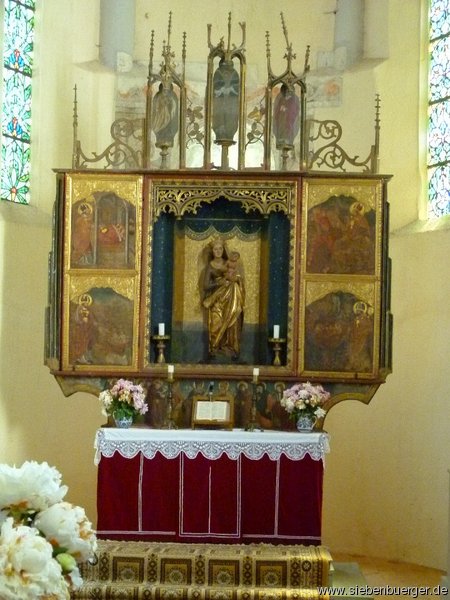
[62,173,143,372]
[143,178,298,377]
[299,177,383,379]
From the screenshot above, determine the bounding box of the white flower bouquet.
[99,378,148,421]
[0,461,97,600]
[280,381,330,422]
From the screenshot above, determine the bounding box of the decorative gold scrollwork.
[151,181,296,220]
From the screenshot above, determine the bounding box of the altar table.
[94,428,330,544]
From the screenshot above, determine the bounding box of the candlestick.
[163,376,177,429]
[152,334,169,363]
[158,322,165,336]
[273,324,280,339]
[268,337,286,366]
[246,375,263,432]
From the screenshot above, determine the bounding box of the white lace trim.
[94,428,330,465]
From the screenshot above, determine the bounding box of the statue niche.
[162,191,285,368]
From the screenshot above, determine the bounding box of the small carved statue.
[212,59,240,142]
[202,238,245,360]
[273,83,300,148]
[152,82,179,148]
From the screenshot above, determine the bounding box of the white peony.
[34,501,97,562]
[55,554,83,589]
[0,518,69,600]
[0,461,68,514]
[66,564,83,589]
[0,461,97,599]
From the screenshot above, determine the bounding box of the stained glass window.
[0,0,35,204]
[428,0,450,218]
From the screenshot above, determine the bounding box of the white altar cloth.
[94,427,330,465]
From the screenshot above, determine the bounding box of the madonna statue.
[202,238,245,360]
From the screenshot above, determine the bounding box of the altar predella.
[44,12,392,431]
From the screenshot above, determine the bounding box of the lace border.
[94,429,330,465]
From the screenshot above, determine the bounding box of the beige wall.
[0,0,448,571]
[323,229,450,566]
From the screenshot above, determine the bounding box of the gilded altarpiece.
[47,170,392,426]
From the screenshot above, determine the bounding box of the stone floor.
[330,553,446,599]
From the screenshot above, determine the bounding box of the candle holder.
[245,379,263,432]
[163,377,177,429]
[268,337,286,366]
[153,335,170,364]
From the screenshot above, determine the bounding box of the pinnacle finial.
[167,11,172,48]
[280,12,289,49]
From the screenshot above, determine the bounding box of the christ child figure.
[225,250,241,281]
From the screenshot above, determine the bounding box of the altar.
[95,428,330,545]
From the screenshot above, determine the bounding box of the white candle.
[253,367,259,383]
[158,322,165,336]
[167,364,174,380]
[273,325,280,339]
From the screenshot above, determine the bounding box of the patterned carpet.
[72,540,332,599]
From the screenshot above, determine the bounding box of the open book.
[194,400,230,422]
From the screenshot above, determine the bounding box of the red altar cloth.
[94,428,329,544]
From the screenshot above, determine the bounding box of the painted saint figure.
[71,202,94,266]
[202,239,245,360]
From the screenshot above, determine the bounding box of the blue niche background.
[150,197,290,366]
